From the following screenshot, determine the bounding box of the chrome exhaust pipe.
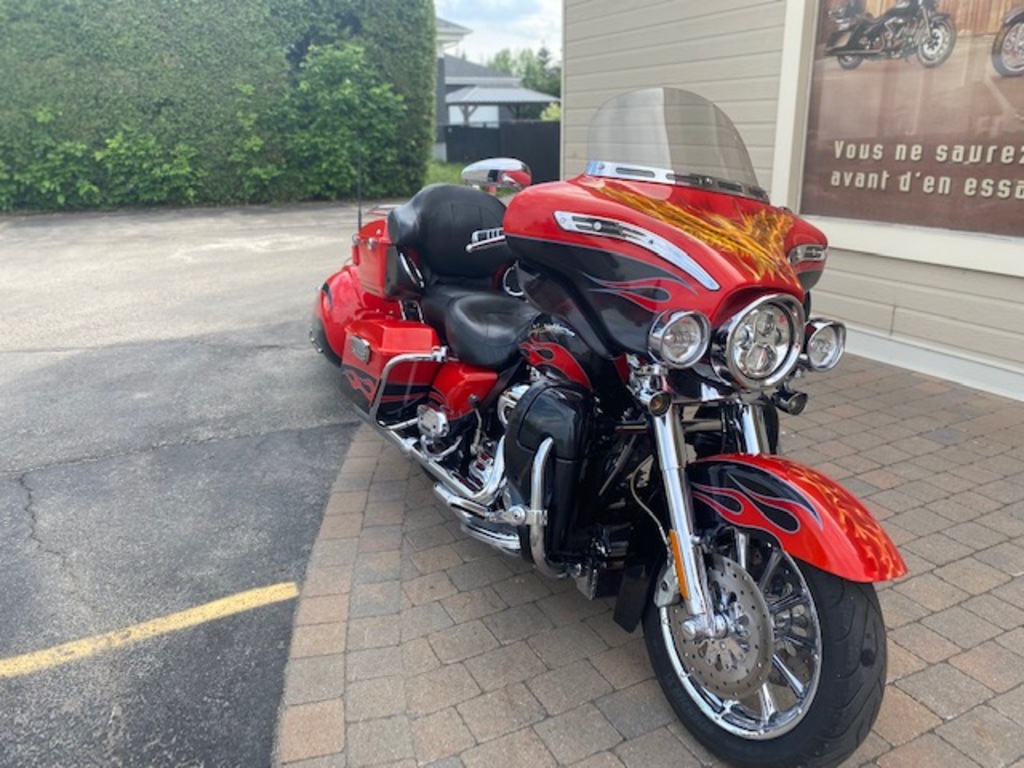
[433,483,491,518]
[433,484,520,553]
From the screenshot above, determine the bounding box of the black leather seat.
[421,284,478,333]
[444,293,538,370]
[387,184,514,279]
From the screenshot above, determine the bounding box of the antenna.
[357,144,363,230]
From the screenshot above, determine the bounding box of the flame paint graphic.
[691,480,820,535]
[584,180,796,282]
[523,340,591,387]
[690,455,907,582]
[343,367,377,401]
[733,476,824,530]
[583,275,680,313]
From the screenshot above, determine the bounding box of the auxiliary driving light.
[804,319,846,371]
[648,310,710,368]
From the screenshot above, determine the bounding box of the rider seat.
[444,293,537,370]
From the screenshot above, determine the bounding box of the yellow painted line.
[0,581,299,679]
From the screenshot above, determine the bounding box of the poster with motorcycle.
[802,0,1024,239]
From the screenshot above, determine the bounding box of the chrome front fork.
[731,398,774,455]
[652,400,771,638]
[652,405,712,624]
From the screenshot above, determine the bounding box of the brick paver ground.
[275,355,1024,767]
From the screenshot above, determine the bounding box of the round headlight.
[804,319,846,371]
[648,310,710,368]
[712,295,805,389]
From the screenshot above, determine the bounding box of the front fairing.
[506,177,828,360]
[505,87,829,363]
[506,176,811,329]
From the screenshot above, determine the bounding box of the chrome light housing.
[711,294,805,389]
[648,310,710,368]
[787,243,828,267]
[803,319,846,371]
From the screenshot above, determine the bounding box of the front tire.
[993,20,1024,77]
[837,54,862,70]
[918,17,956,67]
[643,541,886,768]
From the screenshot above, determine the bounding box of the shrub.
[279,44,404,199]
[0,0,435,210]
[94,128,203,206]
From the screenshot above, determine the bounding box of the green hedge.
[0,0,435,210]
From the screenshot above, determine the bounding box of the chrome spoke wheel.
[658,537,822,739]
[994,21,1024,76]
[918,18,955,67]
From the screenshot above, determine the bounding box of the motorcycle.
[993,6,1024,76]
[310,87,906,768]
[825,0,957,69]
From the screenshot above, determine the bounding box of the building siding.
[563,0,786,190]
[815,250,1024,372]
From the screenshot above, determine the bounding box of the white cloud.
[436,0,562,64]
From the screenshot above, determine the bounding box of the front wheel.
[643,536,886,768]
[993,20,1024,77]
[837,54,862,70]
[918,17,956,67]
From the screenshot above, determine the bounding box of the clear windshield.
[586,88,766,200]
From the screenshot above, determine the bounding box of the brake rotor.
[671,554,774,700]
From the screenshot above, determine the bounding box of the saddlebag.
[339,316,442,422]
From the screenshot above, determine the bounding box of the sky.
[435,0,562,65]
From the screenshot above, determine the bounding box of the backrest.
[386,184,513,278]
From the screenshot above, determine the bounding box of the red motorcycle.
[311,88,905,768]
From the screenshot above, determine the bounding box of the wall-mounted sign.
[802,0,1024,239]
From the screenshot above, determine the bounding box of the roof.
[436,17,471,53]
[436,18,472,37]
[446,85,559,106]
[443,55,519,86]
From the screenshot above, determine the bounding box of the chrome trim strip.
[554,210,719,291]
[585,160,769,202]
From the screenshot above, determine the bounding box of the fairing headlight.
[804,319,846,371]
[648,310,710,368]
[711,295,805,389]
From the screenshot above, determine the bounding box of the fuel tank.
[504,176,826,357]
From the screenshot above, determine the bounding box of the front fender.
[687,454,906,583]
[1004,7,1024,24]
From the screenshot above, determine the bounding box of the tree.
[486,47,561,119]
[487,47,561,97]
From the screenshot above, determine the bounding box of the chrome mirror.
[460,158,532,192]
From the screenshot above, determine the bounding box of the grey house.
[434,18,558,161]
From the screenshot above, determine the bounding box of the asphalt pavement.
[0,204,362,767]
